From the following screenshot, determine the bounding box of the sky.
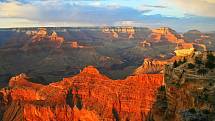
[0,0,215,31]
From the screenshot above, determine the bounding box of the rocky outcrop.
[29,28,64,47]
[174,48,195,57]
[134,58,168,74]
[9,73,43,89]
[150,51,215,121]
[71,41,79,48]
[174,43,195,57]
[150,27,184,43]
[102,26,135,39]
[139,40,151,48]
[0,66,164,121]
[133,55,186,75]
[49,31,64,44]
[69,41,87,49]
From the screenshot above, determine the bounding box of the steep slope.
[0,66,164,121]
[134,58,168,74]
[150,27,184,43]
[150,51,215,121]
[133,55,185,75]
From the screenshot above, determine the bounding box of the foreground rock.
[0,66,163,121]
[150,51,215,121]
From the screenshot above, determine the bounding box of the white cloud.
[167,0,215,17]
[0,1,38,18]
[0,0,215,31]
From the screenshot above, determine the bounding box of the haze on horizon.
[0,0,215,32]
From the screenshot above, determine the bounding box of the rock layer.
[0,66,163,121]
[134,58,168,74]
[150,27,184,43]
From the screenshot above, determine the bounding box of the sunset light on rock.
[0,0,215,121]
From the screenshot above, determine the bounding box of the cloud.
[0,1,149,24]
[142,4,167,9]
[0,1,38,18]
[167,0,215,17]
[0,0,215,31]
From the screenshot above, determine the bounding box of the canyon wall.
[150,52,215,121]
[0,66,164,121]
[150,27,184,43]
[134,58,168,74]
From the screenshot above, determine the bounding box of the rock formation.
[139,40,151,48]
[134,58,168,74]
[133,55,185,75]
[102,26,135,39]
[174,48,195,57]
[69,41,87,49]
[29,29,64,47]
[49,31,64,44]
[71,41,79,48]
[0,66,163,121]
[150,27,184,43]
[174,43,195,57]
[150,51,215,121]
[36,28,48,38]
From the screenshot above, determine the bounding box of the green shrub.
[202,109,210,114]
[195,57,202,65]
[197,69,208,75]
[159,86,166,91]
[188,63,195,69]
[175,83,180,88]
[207,53,215,62]
[183,57,187,63]
[205,61,214,69]
[188,108,196,114]
[173,61,178,68]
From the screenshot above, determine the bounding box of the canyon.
[0,27,215,121]
[0,66,164,121]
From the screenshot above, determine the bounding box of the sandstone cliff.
[150,51,215,121]
[134,58,167,74]
[0,66,163,121]
[150,27,184,43]
[134,56,185,75]
[29,28,64,48]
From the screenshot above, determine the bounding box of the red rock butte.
[0,66,164,121]
[150,27,184,43]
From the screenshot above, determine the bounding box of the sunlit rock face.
[27,28,64,48]
[133,55,186,75]
[150,27,184,43]
[1,102,99,121]
[102,26,135,39]
[36,28,48,37]
[0,66,163,121]
[49,31,64,44]
[174,43,195,57]
[134,58,168,74]
[139,40,151,48]
[174,48,195,57]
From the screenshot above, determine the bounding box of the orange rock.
[150,27,184,43]
[71,41,79,48]
[1,66,164,121]
[134,58,168,74]
[73,107,99,121]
